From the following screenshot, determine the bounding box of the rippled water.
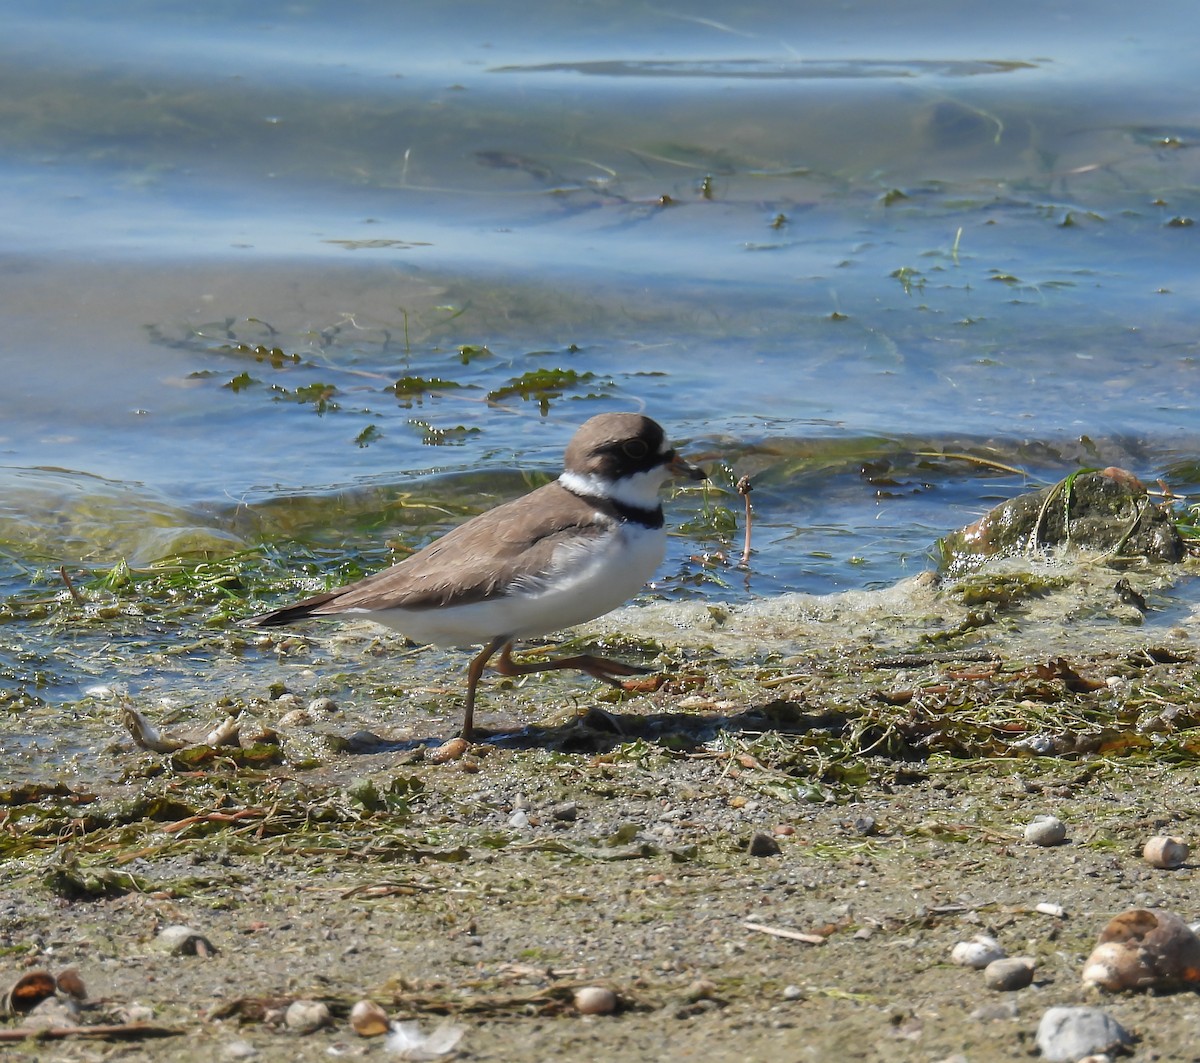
[2,0,1199,725]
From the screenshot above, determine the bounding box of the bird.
[247,413,706,739]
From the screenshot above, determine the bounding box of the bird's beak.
[667,452,707,481]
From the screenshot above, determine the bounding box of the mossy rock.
[939,469,1184,572]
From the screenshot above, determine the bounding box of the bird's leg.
[462,635,509,739]
[492,641,650,689]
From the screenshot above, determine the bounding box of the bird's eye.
[622,439,649,460]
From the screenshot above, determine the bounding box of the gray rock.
[1035,1006,1133,1062]
[983,956,1034,991]
[551,801,579,822]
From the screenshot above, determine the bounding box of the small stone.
[1024,815,1068,846]
[307,696,337,714]
[156,925,217,957]
[426,737,469,763]
[983,956,1035,991]
[951,935,1006,969]
[507,809,530,829]
[223,1040,259,1060]
[574,986,617,1015]
[276,709,312,728]
[284,999,330,1034]
[551,801,578,822]
[1034,902,1066,918]
[782,984,804,1001]
[1035,1006,1133,1062]
[1143,835,1189,869]
[747,832,781,857]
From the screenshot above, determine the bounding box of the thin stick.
[0,1023,181,1042]
[736,476,753,565]
[913,451,1028,477]
[742,921,825,945]
[59,566,85,604]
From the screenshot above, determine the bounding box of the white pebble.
[284,999,330,1033]
[574,986,617,1015]
[1024,815,1067,846]
[951,935,1006,969]
[1035,902,1066,918]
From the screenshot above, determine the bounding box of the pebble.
[1143,835,1189,869]
[951,935,1006,969]
[156,925,217,957]
[275,709,312,728]
[223,1040,259,1059]
[284,999,330,1034]
[1035,1006,1132,1062]
[574,986,617,1015]
[551,801,578,822]
[426,737,469,763]
[307,696,337,714]
[782,984,804,1001]
[746,832,781,857]
[983,956,1034,991]
[1024,815,1067,846]
[507,809,530,829]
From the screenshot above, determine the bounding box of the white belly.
[362,523,666,647]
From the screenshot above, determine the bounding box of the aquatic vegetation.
[487,368,603,411]
[390,376,469,405]
[406,420,482,446]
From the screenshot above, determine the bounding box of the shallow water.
[2,0,1199,728]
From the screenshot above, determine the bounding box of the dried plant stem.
[59,566,85,604]
[736,476,753,566]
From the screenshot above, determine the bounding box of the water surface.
[2,0,1199,728]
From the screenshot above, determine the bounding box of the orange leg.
[492,642,649,685]
[461,639,649,739]
[462,635,509,740]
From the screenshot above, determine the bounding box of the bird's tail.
[245,591,339,628]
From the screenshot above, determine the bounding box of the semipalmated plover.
[248,413,705,738]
